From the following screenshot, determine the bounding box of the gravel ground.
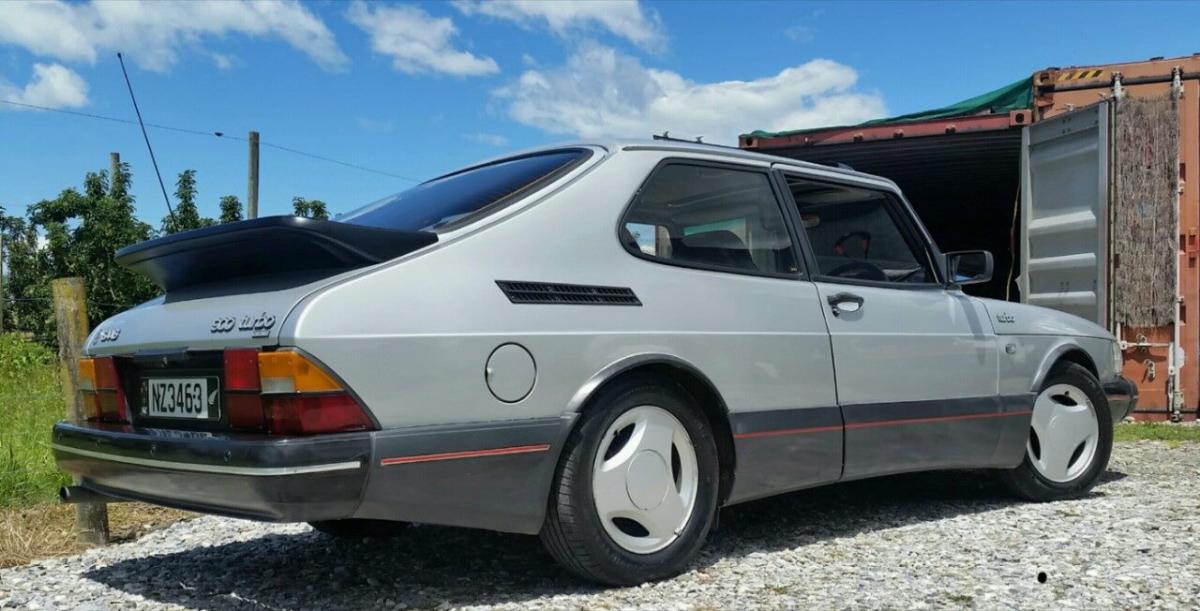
[2,441,1197,610]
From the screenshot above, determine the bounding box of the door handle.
[826,292,864,316]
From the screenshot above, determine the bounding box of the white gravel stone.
[1,441,1197,609]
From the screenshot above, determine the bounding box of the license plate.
[142,377,220,419]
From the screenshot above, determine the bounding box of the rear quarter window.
[620,163,801,277]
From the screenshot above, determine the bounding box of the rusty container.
[741,54,1200,421]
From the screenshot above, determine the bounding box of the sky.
[1,0,1199,225]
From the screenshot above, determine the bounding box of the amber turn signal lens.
[77,358,97,392]
[258,351,343,394]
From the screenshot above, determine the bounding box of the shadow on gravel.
[84,468,1125,610]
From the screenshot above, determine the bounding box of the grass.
[0,334,192,568]
[1114,422,1200,446]
[0,502,192,568]
[0,335,72,506]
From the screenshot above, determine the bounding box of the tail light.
[222,349,375,435]
[77,356,129,423]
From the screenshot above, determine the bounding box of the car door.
[775,168,1005,479]
[618,159,843,501]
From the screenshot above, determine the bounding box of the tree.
[2,161,334,342]
[218,195,244,224]
[17,163,158,340]
[162,169,214,234]
[292,197,329,220]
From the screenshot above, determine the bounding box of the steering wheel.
[827,259,888,281]
[834,231,872,258]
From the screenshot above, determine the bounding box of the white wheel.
[1027,383,1100,483]
[591,405,699,554]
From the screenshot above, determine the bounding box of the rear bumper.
[53,422,371,522]
[1103,376,1138,421]
[53,414,575,533]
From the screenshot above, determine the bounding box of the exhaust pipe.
[59,486,128,504]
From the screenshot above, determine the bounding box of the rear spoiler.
[115,216,438,292]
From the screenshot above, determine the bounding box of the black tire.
[1001,361,1113,501]
[540,375,720,586]
[308,519,410,539]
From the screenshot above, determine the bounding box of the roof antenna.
[117,52,177,225]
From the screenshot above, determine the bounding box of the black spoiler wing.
[115,216,438,292]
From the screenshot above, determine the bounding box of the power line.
[118,52,177,225]
[0,98,421,183]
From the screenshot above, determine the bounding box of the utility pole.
[52,277,109,545]
[110,152,120,193]
[247,131,260,219]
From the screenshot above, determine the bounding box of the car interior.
[786,177,934,284]
[623,164,799,274]
[622,164,936,284]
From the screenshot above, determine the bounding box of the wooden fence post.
[51,277,109,545]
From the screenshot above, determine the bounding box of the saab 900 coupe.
[54,141,1136,585]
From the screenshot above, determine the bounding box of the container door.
[1019,101,1110,327]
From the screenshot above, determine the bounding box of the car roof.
[539,139,896,186]
[427,139,899,191]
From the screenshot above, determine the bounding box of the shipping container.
[740,54,1200,421]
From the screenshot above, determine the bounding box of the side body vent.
[496,281,642,306]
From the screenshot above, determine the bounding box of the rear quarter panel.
[283,150,837,430]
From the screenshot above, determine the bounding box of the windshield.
[338,149,590,232]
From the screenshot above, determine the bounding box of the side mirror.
[945,250,993,286]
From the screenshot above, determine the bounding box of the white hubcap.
[1028,383,1100,483]
[592,405,699,554]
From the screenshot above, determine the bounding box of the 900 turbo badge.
[211,312,276,337]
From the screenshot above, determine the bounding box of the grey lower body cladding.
[54,381,1135,531]
[52,415,576,533]
[727,395,1036,503]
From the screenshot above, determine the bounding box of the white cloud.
[464,132,509,147]
[356,116,396,133]
[0,63,89,110]
[210,52,236,71]
[455,0,664,51]
[494,44,886,144]
[785,24,815,43]
[347,2,498,77]
[0,0,347,72]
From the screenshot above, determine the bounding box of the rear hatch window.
[339,148,591,232]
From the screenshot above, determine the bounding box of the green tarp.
[743,77,1034,139]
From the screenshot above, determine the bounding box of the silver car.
[54,140,1136,585]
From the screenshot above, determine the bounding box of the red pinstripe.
[380,443,550,466]
[734,425,843,440]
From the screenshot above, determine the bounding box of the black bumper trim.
[1103,376,1138,420]
[53,415,578,531]
[53,422,372,522]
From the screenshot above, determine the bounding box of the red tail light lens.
[220,348,375,435]
[223,349,261,391]
[226,393,266,430]
[264,394,373,436]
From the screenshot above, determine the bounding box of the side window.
[621,164,800,275]
[786,176,935,284]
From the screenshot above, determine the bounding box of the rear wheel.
[1002,361,1112,501]
[540,375,719,585]
[308,519,409,539]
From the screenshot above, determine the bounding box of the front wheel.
[1001,361,1113,501]
[540,375,720,585]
